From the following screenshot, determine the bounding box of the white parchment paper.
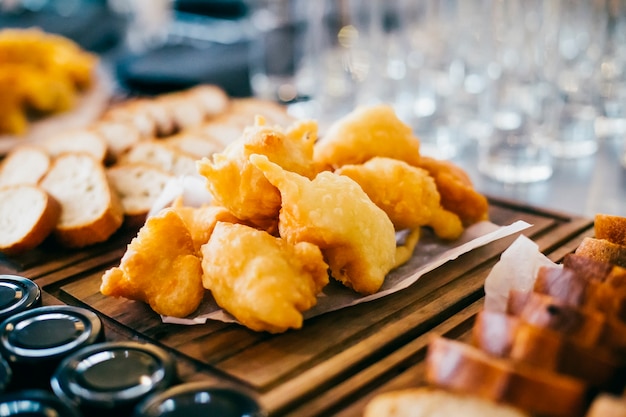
[483,235,560,312]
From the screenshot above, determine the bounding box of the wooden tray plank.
[285,301,483,417]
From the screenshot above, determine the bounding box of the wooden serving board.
[0,198,593,416]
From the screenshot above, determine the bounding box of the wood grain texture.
[0,198,593,416]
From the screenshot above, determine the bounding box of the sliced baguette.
[39,152,124,248]
[40,128,108,162]
[162,130,225,159]
[472,310,624,391]
[594,214,626,246]
[107,163,174,218]
[586,393,626,417]
[0,145,50,187]
[575,237,626,268]
[0,184,60,255]
[425,336,588,417]
[120,141,198,177]
[363,387,530,417]
[91,120,143,162]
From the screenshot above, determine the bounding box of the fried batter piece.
[336,157,464,240]
[250,154,397,295]
[417,156,489,226]
[196,117,319,228]
[313,104,421,170]
[100,209,204,318]
[171,203,245,252]
[0,28,97,135]
[201,222,329,333]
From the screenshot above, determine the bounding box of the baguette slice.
[575,237,626,268]
[41,128,108,162]
[0,145,50,187]
[107,163,174,218]
[586,393,626,417]
[162,130,225,159]
[0,185,60,255]
[120,141,198,176]
[594,214,626,246]
[426,336,588,417]
[472,310,624,391]
[363,387,530,417]
[40,152,124,248]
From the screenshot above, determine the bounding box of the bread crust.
[426,336,588,417]
[0,185,60,255]
[575,237,626,269]
[40,152,124,248]
[595,214,626,246]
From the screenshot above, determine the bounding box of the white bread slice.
[119,141,198,177]
[0,184,60,255]
[586,394,626,417]
[162,130,225,159]
[40,152,124,248]
[41,128,108,162]
[92,120,142,162]
[575,237,626,269]
[364,387,530,417]
[425,336,587,417]
[0,145,50,187]
[107,163,173,218]
[102,100,158,139]
[156,92,206,131]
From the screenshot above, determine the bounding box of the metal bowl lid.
[0,389,81,416]
[0,275,41,320]
[0,305,103,363]
[52,341,177,409]
[133,381,267,417]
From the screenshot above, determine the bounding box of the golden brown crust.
[595,214,626,246]
[472,310,624,391]
[575,237,626,269]
[426,336,588,417]
[0,185,60,255]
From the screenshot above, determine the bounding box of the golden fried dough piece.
[313,104,421,170]
[394,228,421,268]
[100,209,204,318]
[196,117,318,227]
[201,222,329,333]
[336,157,463,240]
[417,156,489,226]
[250,154,397,295]
[171,204,244,252]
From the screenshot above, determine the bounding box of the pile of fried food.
[0,28,97,135]
[100,104,489,333]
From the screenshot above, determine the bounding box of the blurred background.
[1,0,626,216]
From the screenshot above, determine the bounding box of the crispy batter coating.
[417,156,489,226]
[313,104,421,170]
[100,209,204,318]
[196,117,318,227]
[336,157,464,240]
[201,222,329,333]
[0,28,97,135]
[250,154,397,295]
[171,204,245,252]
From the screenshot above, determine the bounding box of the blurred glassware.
[548,0,608,158]
[247,0,382,128]
[477,0,559,184]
